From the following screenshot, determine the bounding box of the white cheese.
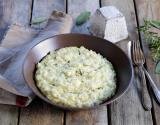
[89,6,128,43]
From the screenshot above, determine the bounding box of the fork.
[132,40,152,110]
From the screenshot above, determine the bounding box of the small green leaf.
[31,18,47,25]
[150,20,160,29]
[155,61,160,74]
[76,11,91,26]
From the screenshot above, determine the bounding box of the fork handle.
[142,67,160,104]
[139,66,152,110]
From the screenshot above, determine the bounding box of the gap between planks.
[29,0,35,25]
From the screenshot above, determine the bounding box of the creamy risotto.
[35,46,116,108]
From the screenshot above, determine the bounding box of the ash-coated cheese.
[89,6,128,43]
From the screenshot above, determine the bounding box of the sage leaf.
[31,18,47,25]
[150,20,160,29]
[76,11,91,26]
[155,61,160,74]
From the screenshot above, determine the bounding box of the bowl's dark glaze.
[23,34,133,110]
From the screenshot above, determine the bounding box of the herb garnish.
[138,20,160,74]
[138,20,160,61]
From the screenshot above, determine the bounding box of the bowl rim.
[23,33,134,110]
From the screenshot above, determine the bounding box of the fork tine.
[136,40,145,62]
[131,40,135,64]
[135,40,140,63]
[132,40,145,66]
[132,40,138,65]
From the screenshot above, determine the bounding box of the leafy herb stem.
[138,20,160,61]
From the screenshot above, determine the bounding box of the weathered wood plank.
[19,98,64,125]
[11,0,33,26]
[18,1,65,125]
[31,0,65,28]
[134,0,160,124]
[66,106,108,125]
[101,0,153,125]
[66,1,108,125]
[68,0,99,34]
[0,0,12,27]
[0,104,18,125]
[0,0,13,40]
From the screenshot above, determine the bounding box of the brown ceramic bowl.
[23,34,133,110]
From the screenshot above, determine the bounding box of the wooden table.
[0,0,160,125]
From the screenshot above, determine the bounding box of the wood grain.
[66,106,108,125]
[19,98,64,125]
[66,1,108,125]
[134,0,160,124]
[0,0,12,27]
[101,0,153,124]
[0,105,18,125]
[0,0,13,40]
[68,0,99,34]
[11,0,33,26]
[31,0,65,28]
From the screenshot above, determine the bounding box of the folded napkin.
[0,11,73,107]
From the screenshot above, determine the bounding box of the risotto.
[35,46,116,108]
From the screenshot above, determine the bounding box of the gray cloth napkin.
[0,11,73,107]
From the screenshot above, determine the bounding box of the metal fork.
[132,40,152,110]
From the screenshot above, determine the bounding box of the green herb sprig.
[138,20,160,74]
[138,20,160,61]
